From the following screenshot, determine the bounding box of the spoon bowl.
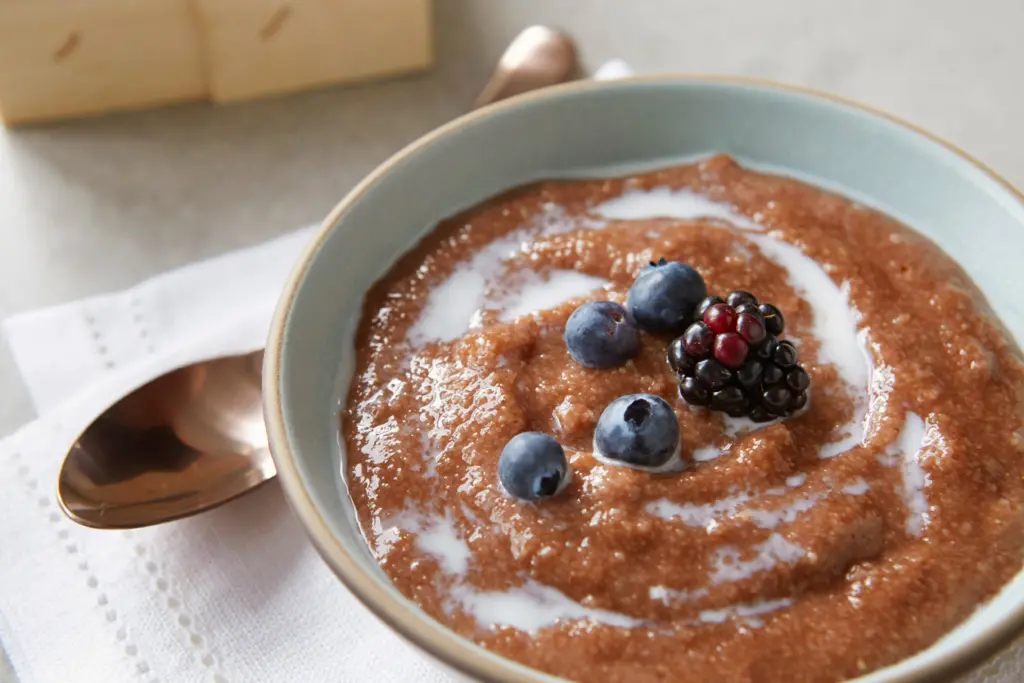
[473,25,579,108]
[58,351,272,528]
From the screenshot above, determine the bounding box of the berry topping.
[498,432,570,501]
[762,362,785,386]
[710,385,748,415]
[736,312,766,345]
[627,259,708,335]
[679,377,710,406]
[694,295,724,323]
[565,301,641,369]
[758,303,785,336]
[773,340,798,368]
[682,322,715,357]
[594,394,680,469]
[786,366,810,393]
[667,338,695,376]
[733,302,760,318]
[713,332,749,369]
[727,290,758,308]
[669,292,809,420]
[790,391,808,412]
[755,334,778,360]
[762,385,793,412]
[695,358,733,391]
[736,358,764,390]
[703,303,738,334]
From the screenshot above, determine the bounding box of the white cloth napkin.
[1,60,1022,683]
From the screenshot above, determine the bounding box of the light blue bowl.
[264,76,1024,682]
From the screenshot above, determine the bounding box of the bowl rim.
[264,74,1024,683]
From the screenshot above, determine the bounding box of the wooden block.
[193,0,433,103]
[0,0,207,125]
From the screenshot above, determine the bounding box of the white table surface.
[2,0,1023,680]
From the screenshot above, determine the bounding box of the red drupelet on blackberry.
[669,290,810,421]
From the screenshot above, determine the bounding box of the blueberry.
[565,301,641,369]
[626,260,707,335]
[594,394,680,469]
[498,432,569,501]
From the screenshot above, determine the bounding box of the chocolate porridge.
[341,155,1024,682]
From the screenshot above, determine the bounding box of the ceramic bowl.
[264,76,1024,682]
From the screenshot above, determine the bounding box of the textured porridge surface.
[341,156,1024,683]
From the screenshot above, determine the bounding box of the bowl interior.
[269,77,1024,682]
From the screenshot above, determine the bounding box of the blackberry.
[669,290,810,420]
[773,340,799,368]
[694,296,724,322]
[762,362,785,386]
[679,376,710,406]
[667,338,695,376]
[756,334,779,360]
[758,303,785,336]
[727,291,758,308]
[695,358,732,391]
[710,386,748,415]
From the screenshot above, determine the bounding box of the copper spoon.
[474,26,579,108]
[57,26,581,530]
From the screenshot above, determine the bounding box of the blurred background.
[3,1,1022,439]
[0,0,1021,468]
[0,0,1021,678]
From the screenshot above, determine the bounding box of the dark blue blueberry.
[564,301,641,369]
[594,394,680,469]
[626,260,707,335]
[498,432,569,501]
